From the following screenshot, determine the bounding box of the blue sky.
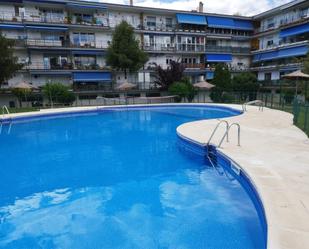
[96,0,292,16]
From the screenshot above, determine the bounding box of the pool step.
[207,145,218,167]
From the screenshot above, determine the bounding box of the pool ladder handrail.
[2,105,10,118]
[242,100,264,112]
[206,120,229,174]
[218,122,241,148]
[207,120,229,146]
[206,120,241,149]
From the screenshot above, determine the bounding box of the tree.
[154,60,185,90]
[302,53,309,102]
[12,88,31,108]
[106,21,148,79]
[0,33,23,86]
[232,72,259,101]
[210,64,232,102]
[168,77,196,102]
[303,52,309,74]
[43,83,75,106]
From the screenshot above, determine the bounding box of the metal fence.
[6,90,309,136]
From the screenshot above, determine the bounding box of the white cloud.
[94,0,292,16]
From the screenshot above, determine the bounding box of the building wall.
[0,0,308,92]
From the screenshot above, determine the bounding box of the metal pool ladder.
[206,120,241,171]
[242,100,264,112]
[0,105,12,135]
[2,105,10,118]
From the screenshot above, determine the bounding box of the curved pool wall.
[0,104,242,123]
[0,104,267,248]
[177,133,268,247]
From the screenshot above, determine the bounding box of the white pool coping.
[1,103,309,248]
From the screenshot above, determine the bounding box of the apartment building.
[251,0,309,82]
[0,0,308,106]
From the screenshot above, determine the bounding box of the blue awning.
[72,50,105,55]
[67,3,107,10]
[26,25,68,31]
[73,72,112,82]
[205,54,232,62]
[0,24,24,29]
[253,51,278,62]
[280,23,309,38]
[233,19,254,30]
[176,13,207,25]
[253,45,308,62]
[277,45,308,59]
[206,16,253,30]
[206,16,234,29]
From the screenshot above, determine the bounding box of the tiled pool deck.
[2,104,309,248]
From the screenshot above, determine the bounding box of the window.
[74,55,96,69]
[146,16,156,28]
[265,73,271,81]
[300,8,309,18]
[74,13,93,24]
[166,18,172,28]
[266,40,274,47]
[266,18,275,29]
[73,33,95,46]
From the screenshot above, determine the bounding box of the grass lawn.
[7,107,40,113]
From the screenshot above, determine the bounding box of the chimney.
[198,1,203,13]
[130,0,133,6]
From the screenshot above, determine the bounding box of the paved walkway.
[177,104,309,249]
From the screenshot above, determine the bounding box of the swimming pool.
[0,105,266,249]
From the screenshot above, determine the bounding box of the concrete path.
[177,104,309,249]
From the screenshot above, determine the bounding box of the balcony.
[24,62,73,70]
[23,39,108,49]
[143,43,176,52]
[71,41,107,49]
[0,12,22,22]
[26,39,63,47]
[205,45,251,54]
[23,61,106,71]
[251,40,309,53]
[142,24,175,32]
[176,43,205,52]
[182,63,205,69]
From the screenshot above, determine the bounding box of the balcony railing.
[251,40,309,53]
[177,43,205,52]
[23,62,106,70]
[205,45,251,54]
[26,39,63,47]
[23,39,108,49]
[143,43,176,52]
[71,41,108,49]
[0,12,21,22]
[182,63,205,69]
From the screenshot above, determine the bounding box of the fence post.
[304,104,308,133]
[271,93,274,109]
[293,98,299,124]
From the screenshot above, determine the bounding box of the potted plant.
[76,15,82,24]
[92,16,97,25]
[67,13,72,24]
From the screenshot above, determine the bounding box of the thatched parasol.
[116,82,137,91]
[282,70,309,95]
[193,80,215,90]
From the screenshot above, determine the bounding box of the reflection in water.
[1,169,258,249]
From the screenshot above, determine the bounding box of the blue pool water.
[0,105,266,249]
